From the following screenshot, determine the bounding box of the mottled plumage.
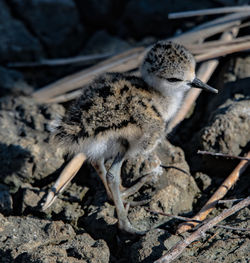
[54,73,166,160]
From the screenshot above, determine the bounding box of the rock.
[193,172,212,192]
[83,30,130,54]
[0,96,65,191]
[61,234,110,263]
[17,182,85,224]
[0,184,13,215]
[0,66,32,97]
[15,233,110,263]
[125,140,199,231]
[75,0,119,30]
[195,98,250,175]
[9,0,86,57]
[130,229,182,263]
[0,1,44,63]
[122,0,215,38]
[205,55,250,118]
[0,214,75,260]
[79,191,118,244]
[0,214,109,262]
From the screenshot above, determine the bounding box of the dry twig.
[177,151,250,234]
[197,150,250,161]
[7,53,113,67]
[168,6,250,19]
[148,208,250,232]
[154,196,250,263]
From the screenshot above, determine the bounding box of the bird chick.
[42,41,217,235]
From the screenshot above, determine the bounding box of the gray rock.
[20,184,85,222]
[0,96,65,191]
[130,229,182,263]
[0,1,44,62]
[75,0,116,29]
[197,98,250,175]
[80,192,118,243]
[0,213,109,262]
[61,234,110,263]
[205,55,250,117]
[9,0,86,57]
[193,172,212,192]
[15,233,110,263]
[0,66,32,97]
[0,214,75,260]
[127,140,199,231]
[83,30,130,55]
[0,184,13,215]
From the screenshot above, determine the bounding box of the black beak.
[190,78,218,94]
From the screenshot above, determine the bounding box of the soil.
[0,1,249,262]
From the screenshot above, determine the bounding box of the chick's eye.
[166,78,182,82]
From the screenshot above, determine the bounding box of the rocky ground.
[0,0,249,262]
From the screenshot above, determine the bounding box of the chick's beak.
[190,78,218,94]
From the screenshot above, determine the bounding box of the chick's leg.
[107,151,145,235]
[91,158,113,200]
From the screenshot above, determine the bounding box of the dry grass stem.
[197,150,250,161]
[168,6,250,19]
[176,151,250,234]
[154,196,250,263]
[7,53,113,67]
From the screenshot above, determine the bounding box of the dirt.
[0,1,249,262]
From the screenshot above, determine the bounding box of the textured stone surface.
[0,214,75,260]
[190,89,250,175]
[0,1,43,62]
[0,184,13,215]
[0,96,65,190]
[0,214,110,262]
[83,30,130,55]
[9,0,86,57]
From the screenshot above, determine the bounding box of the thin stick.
[186,35,250,51]
[154,196,250,263]
[32,47,144,102]
[146,209,202,223]
[217,198,244,204]
[215,225,250,231]
[147,209,250,231]
[46,90,82,104]
[168,6,250,19]
[195,41,250,62]
[7,53,113,67]
[197,150,250,161]
[176,151,250,234]
[171,11,250,44]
